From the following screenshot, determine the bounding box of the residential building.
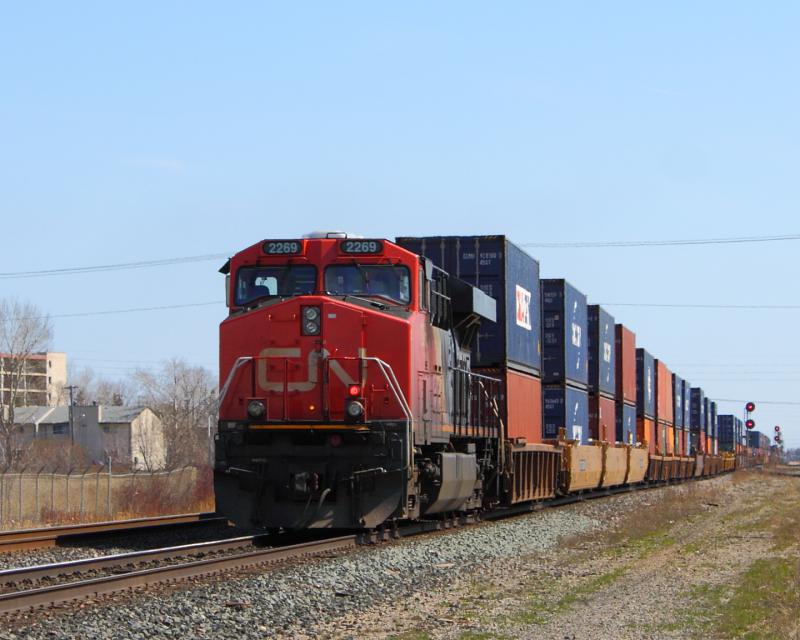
[0,352,67,407]
[14,405,166,470]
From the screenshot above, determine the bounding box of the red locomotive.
[215,233,498,529]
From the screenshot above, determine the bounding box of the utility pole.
[64,385,78,446]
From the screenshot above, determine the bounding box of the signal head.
[745,401,756,412]
[745,419,755,429]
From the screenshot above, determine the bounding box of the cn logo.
[603,342,611,363]
[515,285,532,330]
[571,322,582,347]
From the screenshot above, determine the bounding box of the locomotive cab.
[214,233,497,530]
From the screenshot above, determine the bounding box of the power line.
[0,253,230,279]
[2,232,799,280]
[23,301,218,320]
[521,232,800,248]
[713,398,800,406]
[601,303,800,309]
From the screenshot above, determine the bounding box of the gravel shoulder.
[1,471,796,640]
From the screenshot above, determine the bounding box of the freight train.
[214,233,767,530]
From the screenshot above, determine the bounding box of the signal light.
[775,425,781,432]
[745,402,756,412]
[745,419,755,429]
[348,384,361,397]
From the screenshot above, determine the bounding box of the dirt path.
[320,471,800,640]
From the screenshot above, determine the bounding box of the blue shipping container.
[703,397,710,435]
[395,236,541,372]
[541,279,588,386]
[543,385,589,444]
[682,380,691,431]
[672,374,684,429]
[691,388,705,432]
[588,305,615,397]
[635,348,655,418]
[616,402,636,444]
[710,401,718,439]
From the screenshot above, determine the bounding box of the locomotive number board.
[339,239,384,254]
[262,240,304,255]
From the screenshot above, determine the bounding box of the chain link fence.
[0,466,213,529]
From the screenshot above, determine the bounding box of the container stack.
[636,348,656,453]
[691,387,706,454]
[654,359,674,456]
[718,415,736,453]
[615,324,637,444]
[681,380,692,455]
[395,235,543,444]
[541,279,589,443]
[587,305,616,442]
[710,401,718,455]
[672,374,684,455]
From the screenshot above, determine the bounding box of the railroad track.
[0,513,222,553]
[0,472,735,616]
[0,535,357,614]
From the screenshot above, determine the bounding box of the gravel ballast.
[0,508,599,639]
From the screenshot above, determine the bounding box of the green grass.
[513,567,628,625]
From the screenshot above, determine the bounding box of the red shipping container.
[588,394,616,442]
[615,325,636,404]
[699,432,707,454]
[478,367,542,444]
[637,417,656,454]
[654,360,673,424]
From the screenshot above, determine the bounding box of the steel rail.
[0,536,261,587]
[0,535,357,614]
[0,513,220,553]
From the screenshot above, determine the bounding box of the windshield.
[325,264,410,304]
[235,265,317,305]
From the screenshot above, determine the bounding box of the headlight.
[301,306,321,335]
[345,400,364,419]
[247,400,266,418]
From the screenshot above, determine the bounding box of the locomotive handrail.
[218,356,254,408]
[325,355,413,475]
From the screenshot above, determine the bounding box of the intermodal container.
[588,305,615,397]
[718,415,735,452]
[543,384,589,444]
[655,360,673,425]
[690,388,705,432]
[589,394,616,442]
[615,325,636,404]
[672,374,684,429]
[665,425,675,455]
[616,402,636,444]
[476,367,542,444]
[636,349,655,419]
[636,416,656,454]
[682,380,691,431]
[710,401,718,441]
[703,397,710,436]
[395,236,541,372]
[541,279,588,387]
[698,431,707,454]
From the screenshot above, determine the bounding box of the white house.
[14,405,167,470]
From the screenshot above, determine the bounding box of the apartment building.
[0,352,67,407]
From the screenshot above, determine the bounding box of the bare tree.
[129,358,217,468]
[68,365,130,406]
[0,299,53,468]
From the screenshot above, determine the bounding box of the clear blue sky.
[2,3,798,445]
